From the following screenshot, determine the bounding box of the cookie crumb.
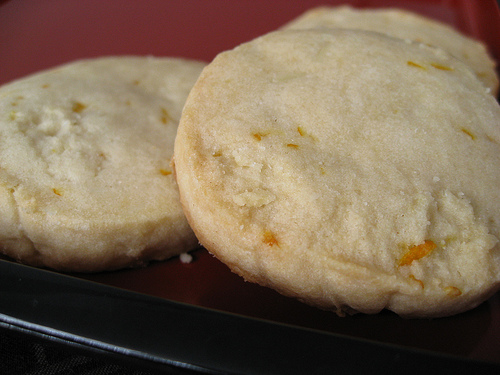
[179,252,193,264]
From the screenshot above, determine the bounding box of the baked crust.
[174,29,500,317]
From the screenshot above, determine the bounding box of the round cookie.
[0,56,205,272]
[174,29,500,318]
[281,5,499,96]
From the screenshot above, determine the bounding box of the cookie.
[0,56,205,272]
[173,29,500,317]
[281,5,499,95]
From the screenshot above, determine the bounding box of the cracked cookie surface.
[0,56,205,272]
[174,29,500,317]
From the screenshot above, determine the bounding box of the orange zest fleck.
[431,63,453,71]
[52,188,62,196]
[72,101,87,113]
[444,286,462,297]
[399,240,436,267]
[160,169,172,176]
[253,132,269,141]
[407,61,426,69]
[297,126,305,136]
[409,274,424,289]
[263,230,279,247]
[286,143,299,148]
[461,128,476,140]
[160,107,171,124]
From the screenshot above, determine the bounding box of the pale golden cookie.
[0,56,205,272]
[174,29,500,317]
[282,5,498,95]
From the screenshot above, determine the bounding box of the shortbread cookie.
[282,5,499,95]
[0,56,205,272]
[174,29,500,317]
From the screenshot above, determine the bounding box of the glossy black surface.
[1,259,499,375]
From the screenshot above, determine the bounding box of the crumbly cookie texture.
[174,29,500,318]
[281,5,499,96]
[0,56,205,272]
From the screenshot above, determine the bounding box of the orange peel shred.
[399,240,436,267]
[444,286,462,297]
[263,230,279,247]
